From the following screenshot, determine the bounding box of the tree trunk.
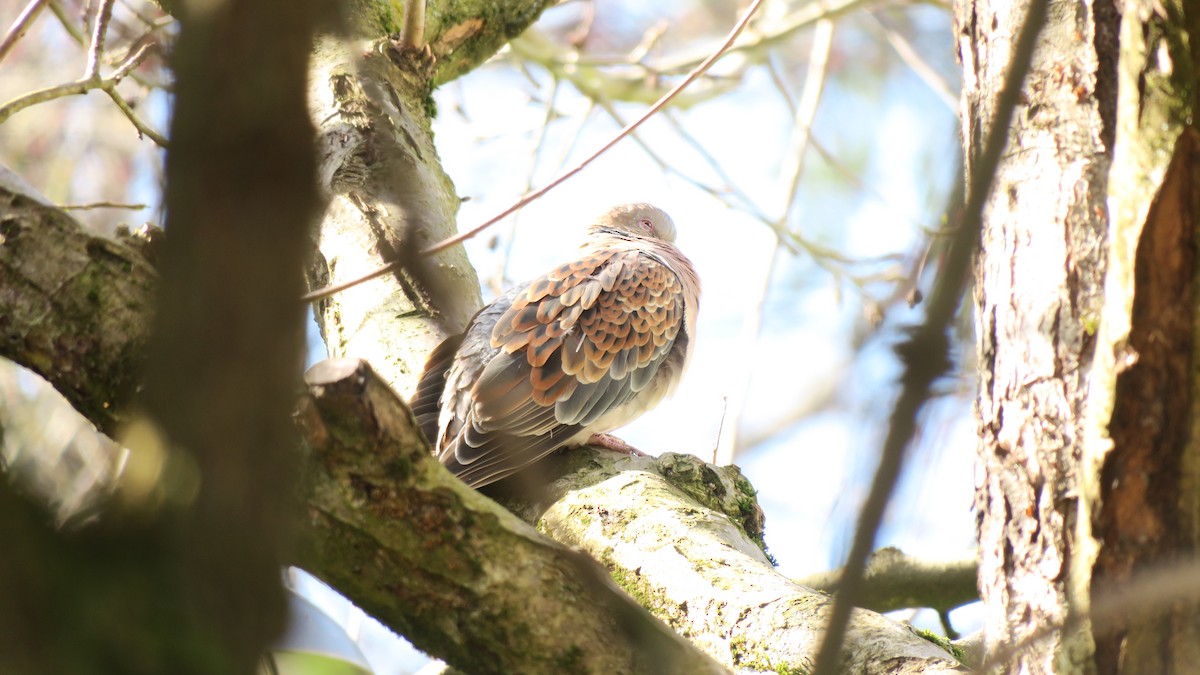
[305,0,556,396]
[1089,1,1200,672]
[960,0,1200,671]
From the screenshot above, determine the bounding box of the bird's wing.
[410,331,463,447]
[439,248,689,487]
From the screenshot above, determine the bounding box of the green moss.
[729,635,813,674]
[383,456,413,482]
[602,549,688,633]
[914,627,965,662]
[423,90,438,120]
[554,644,585,671]
[374,0,404,35]
[1082,313,1099,336]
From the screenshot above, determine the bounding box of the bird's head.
[587,202,678,244]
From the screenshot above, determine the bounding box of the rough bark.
[1087,1,1200,672]
[0,170,156,436]
[963,0,1200,672]
[306,34,480,396]
[528,455,969,674]
[306,0,556,398]
[956,0,1116,671]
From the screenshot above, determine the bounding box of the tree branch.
[797,547,979,614]
[0,37,165,145]
[298,358,968,673]
[0,171,156,436]
[0,0,49,65]
[298,358,729,674]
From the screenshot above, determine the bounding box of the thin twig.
[301,0,768,304]
[59,201,147,210]
[117,0,160,27]
[0,37,163,147]
[521,29,761,220]
[589,88,759,222]
[807,136,933,232]
[48,0,83,41]
[0,80,101,121]
[105,88,167,146]
[809,0,1049,673]
[496,77,562,292]
[85,0,115,80]
[0,0,49,66]
[652,0,874,76]
[48,0,158,90]
[420,0,765,257]
[764,52,797,117]
[715,17,835,465]
[865,12,958,114]
[662,110,768,220]
[109,40,153,81]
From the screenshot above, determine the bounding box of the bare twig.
[807,136,934,232]
[59,200,147,211]
[778,20,835,220]
[662,111,768,219]
[586,84,760,222]
[0,0,49,66]
[48,0,159,90]
[0,33,164,146]
[715,17,835,465]
[865,13,958,114]
[47,0,82,40]
[117,0,162,28]
[420,0,765,257]
[652,0,875,76]
[809,0,1049,672]
[764,52,797,116]
[529,0,890,103]
[496,77,562,291]
[104,86,167,146]
[301,0,768,304]
[84,0,115,80]
[1,80,103,121]
[108,40,152,81]
[796,547,978,614]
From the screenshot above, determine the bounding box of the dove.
[411,203,700,488]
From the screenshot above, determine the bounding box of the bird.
[410,203,701,488]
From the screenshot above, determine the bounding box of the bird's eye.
[638,218,654,232]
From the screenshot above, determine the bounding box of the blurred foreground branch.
[797,547,978,614]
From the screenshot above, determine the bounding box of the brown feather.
[411,202,701,488]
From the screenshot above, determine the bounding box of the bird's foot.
[588,433,646,456]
